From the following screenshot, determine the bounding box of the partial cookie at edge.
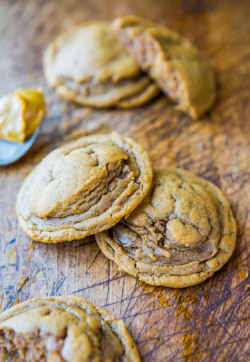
[0,296,140,361]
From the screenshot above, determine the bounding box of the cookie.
[113,16,216,118]
[96,168,236,288]
[0,88,45,142]
[16,133,153,243]
[0,296,140,361]
[43,21,159,108]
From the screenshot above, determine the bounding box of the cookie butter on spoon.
[0,296,141,361]
[0,88,45,142]
[96,168,236,288]
[113,16,216,118]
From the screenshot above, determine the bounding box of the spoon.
[0,127,40,166]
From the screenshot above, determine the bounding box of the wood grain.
[0,0,249,360]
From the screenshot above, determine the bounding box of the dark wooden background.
[0,0,249,360]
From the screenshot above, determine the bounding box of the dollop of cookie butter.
[16,133,152,243]
[0,88,45,142]
[0,296,140,361]
[96,168,236,287]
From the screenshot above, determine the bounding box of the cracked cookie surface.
[0,296,140,361]
[113,16,216,118]
[96,168,236,288]
[43,21,159,108]
[16,133,153,243]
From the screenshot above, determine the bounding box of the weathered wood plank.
[0,0,249,360]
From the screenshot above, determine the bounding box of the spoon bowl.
[0,128,40,166]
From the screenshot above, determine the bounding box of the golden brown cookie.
[16,133,153,243]
[0,296,140,361]
[113,16,216,118]
[43,21,159,108]
[96,168,236,288]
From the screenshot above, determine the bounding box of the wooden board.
[0,0,249,360]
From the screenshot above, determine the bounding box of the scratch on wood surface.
[3,276,29,311]
[51,277,67,296]
[86,250,101,274]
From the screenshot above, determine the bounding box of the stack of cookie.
[44,16,216,118]
[1,132,235,360]
[0,17,235,362]
[16,132,236,289]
